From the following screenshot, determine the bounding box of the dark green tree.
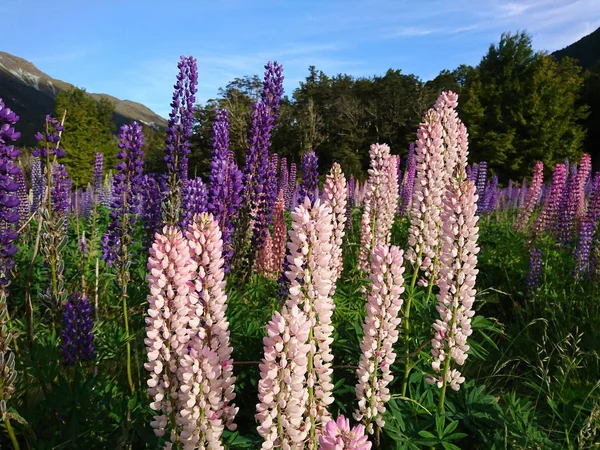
[459,31,588,181]
[55,88,119,186]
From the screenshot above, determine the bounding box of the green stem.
[122,284,134,393]
[4,417,20,450]
[400,260,421,396]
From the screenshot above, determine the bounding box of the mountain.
[552,26,600,71]
[0,51,168,147]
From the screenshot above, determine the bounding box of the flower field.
[0,57,599,449]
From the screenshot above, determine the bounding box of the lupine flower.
[145,226,198,441]
[406,109,445,279]
[400,144,416,216]
[256,305,311,449]
[183,213,238,443]
[515,161,543,233]
[323,163,347,285]
[534,163,567,236]
[270,190,287,275]
[574,172,600,278]
[379,155,399,244]
[557,154,592,243]
[429,179,479,393]
[300,151,319,203]
[476,161,487,203]
[33,115,65,159]
[346,174,355,230]
[285,198,335,443]
[61,292,95,365]
[0,99,22,286]
[102,122,144,267]
[279,156,289,200]
[15,169,28,228]
[140,173,164,244]
[526,247,542,296]
[51,164,71,218]
[354,245,405,434]
[30,156,43,213]
[180,177,208,230]
[163,56,198,225]
[287,162,297,209]
[256,233,275,277]
[234,62,284,274]
[207,110,243,272]
[93,152,104,204]
[358,144,393,271]
[319,415,372,450]
[434,91,460,184]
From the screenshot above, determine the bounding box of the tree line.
[46,31,596,186]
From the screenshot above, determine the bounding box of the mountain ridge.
[0,51,167,147]
[551,26,600,70]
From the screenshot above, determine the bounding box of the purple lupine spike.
[93,153,104,205]
[33,115,65,160]
[61,291,95,366]
[51,164,71,217]
[526,248,542,297]
[286,162,297,209]
[290,182,299,210]
[299,151,319,203]
[480,176,499,213]
[574,172,600,278]
[180,178,208,230]
[0,99,22,285]
[207,109,243,272]
[278,156,289,198]
[140,173,162,243]
[162,56,198,226]
[469,163,479,183]
[476,161,487,204]
[31,156,43,213]
[564,157,570,175]
[233,62,284,274]
[102,122,144,267]
[518,178,528,208]
[15,169,28,227]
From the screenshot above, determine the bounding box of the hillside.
[0,51,167,146]
[552,26,600,71]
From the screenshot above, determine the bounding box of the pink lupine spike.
[285,197,336,445]
[429,179,479,395]
[406,109,446,278]
[271,189,287,275]
[145,226,199,442]
[256,305,311,449]
[181,213,237,446]
[323,162,348,288]
[354,245,405,434]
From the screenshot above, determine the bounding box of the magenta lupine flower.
[354,245,405,434]
[534,163,567,237]
[271,190,287,275]
[279,156,289,200]
[256,305,311,449]
[256,233,275,278]
[358,144,393,271]
[406,110,445,279]
[557,154,592,243]
[319,415,372,450]
[145,226,198,441]
[184,213,238,439]
[514,161,543,233]
[429,180,479,392]
[285,198,335,442]
[323,163,348,286]
[575,172,600,278]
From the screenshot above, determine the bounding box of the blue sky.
[6,0,600,118]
